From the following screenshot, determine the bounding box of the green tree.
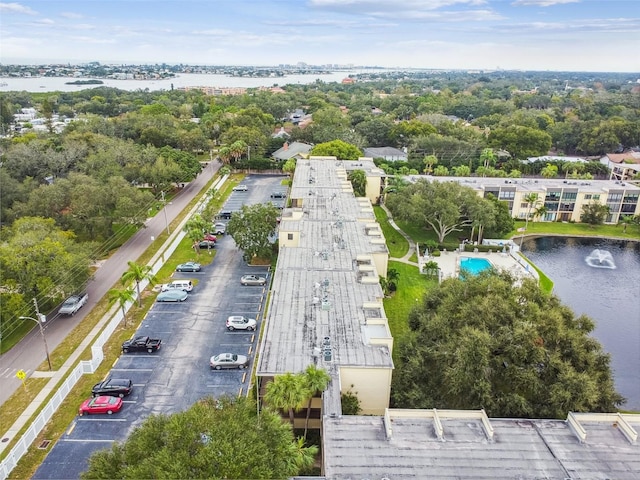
[488,125,552,160]
[121,261,157,307]
[302,365,331,439]
[581,201,610,227]
[81,396,317,479]
[391,271,623,418]
[540,163,558,179]
[265,372,310,426]
[183,214,210,254]
[423,154,438,174]
[533,204,548,223]
[385,179,481,243]
[310,140,362,160]
[452,165,471,176]
[347,169,367,197]
[282,158,296,177]
[108,287,135,327]
[523,193,540,232]
[341,388,362,415]
[226,203,280,262]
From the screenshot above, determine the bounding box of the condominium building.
[256,157,393,425]
[406,175,640,224]
[256,157,640,478]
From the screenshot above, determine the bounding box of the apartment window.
[287,233,293,240]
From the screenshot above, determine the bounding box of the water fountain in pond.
[585,249,616,269]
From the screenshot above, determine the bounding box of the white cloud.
[60,12,84,19]
[512,0,579,6]
[0,2,37,15]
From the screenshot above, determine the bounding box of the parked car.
[79,395,123,416]
[240,274,266,286]
[203,233,217,242]
[270,200,285,209]
[157,289,188,302]
[232,184,248,192]
[198,240,216,249]
[270,191,286,199]
[122,336,162,353]
[213,222,226,235]
[59,293,88,315]
[161,280,193,292]
[176,261,201,272]
[226,315,257,331]
[209,353,249,370]
[218,210,232,219]
[91,378,133,398]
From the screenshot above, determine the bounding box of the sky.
[1,0,638,72]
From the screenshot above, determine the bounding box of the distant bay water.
[0,71,360,93]
[522,236,640,411]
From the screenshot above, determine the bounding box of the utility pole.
[161,191,170,235]
[20,298,52,370]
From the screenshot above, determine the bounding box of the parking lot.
[33,174,287,479]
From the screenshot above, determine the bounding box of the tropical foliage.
[81,396,317,479]
[391,270,624,418]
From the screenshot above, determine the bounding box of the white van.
[161,280,193,292]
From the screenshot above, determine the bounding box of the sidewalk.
[380,204,418,265]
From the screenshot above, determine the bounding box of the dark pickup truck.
[122,336,162,353]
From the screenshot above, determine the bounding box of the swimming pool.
[459,257,492,276]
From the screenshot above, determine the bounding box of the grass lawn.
[383,261,438,341]
[510,220,640,240]
[373,207,409,258]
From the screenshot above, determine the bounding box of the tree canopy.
[391,270,623,418]
[310,140,362,160]
[385,179,488,243]
[226,203,280,262]
[81,396,317,480]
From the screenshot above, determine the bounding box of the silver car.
[209,353,249,370]
[240,274,266,286]
[226,315,257,331]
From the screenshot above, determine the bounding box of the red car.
[79,395,123,416]
[203,233,217,242]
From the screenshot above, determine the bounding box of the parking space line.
[219,343,253,347]
[66,422,76,435]
[76,418,128,422]
[122,400,136,404]
[248,345,253,355]
[62,439,117,443]
[110,368,154,372]
[133,383,145,387]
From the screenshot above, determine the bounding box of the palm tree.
[264,372,309,427]
[533,205,548,224]
[423,154,438,175]
[108,287,135,327]
[121,261,157,307]
[302,365,331,439]
[523,193,539,231]
[218,146,232,165]
[386,268,400,292]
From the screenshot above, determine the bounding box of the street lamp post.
[160,191,170,235]
[19,314,52,370]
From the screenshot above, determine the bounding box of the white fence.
[0,174,228,480]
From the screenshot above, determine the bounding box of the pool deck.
[428,249,535,282]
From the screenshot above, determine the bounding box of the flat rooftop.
[257,157,392,375]
[323,410,640,479]
[407,175,640,193]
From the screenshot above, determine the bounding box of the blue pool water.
[460,257,492,275]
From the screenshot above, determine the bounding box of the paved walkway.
[380,204,418,265]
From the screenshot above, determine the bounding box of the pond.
[522,236,640,411]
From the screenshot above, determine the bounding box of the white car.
[226,315,257,331]
[209,353,249,370]
[240,274,266,286]
[232,184,248,192]
[213,222,226,235]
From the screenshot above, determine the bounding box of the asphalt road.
[32,174,285,479]
[0,161,220,407]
